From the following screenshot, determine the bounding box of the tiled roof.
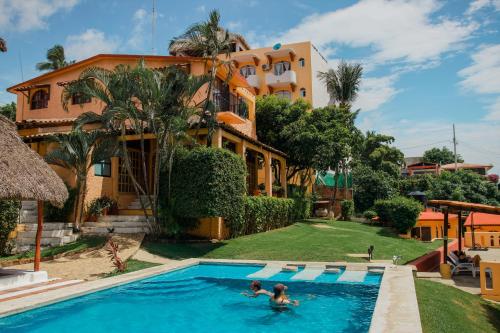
[464,212,500,226]
[419,211,458,221]
[441,163,493,170]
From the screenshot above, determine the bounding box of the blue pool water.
[0,264,382,333]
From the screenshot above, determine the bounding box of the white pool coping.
[0,259,422,333]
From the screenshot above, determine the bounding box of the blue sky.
[1,0,499,172]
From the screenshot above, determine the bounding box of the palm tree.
[0,38,6,52]
[169,9,234,145]
[62,61,208,234]
[36,44,75,71]
[44,130,118,229]
[317,60,363,109]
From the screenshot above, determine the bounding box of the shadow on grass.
[485,302,500,330]
[142,241,225,260]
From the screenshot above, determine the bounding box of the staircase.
[127,195,153,210]
[14,201,79,253]
[81,215,152,235]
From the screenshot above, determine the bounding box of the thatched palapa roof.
[169,31,250,56]
[0,115,68,206]
[0,38,6,52]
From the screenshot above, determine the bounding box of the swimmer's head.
[273,283,286,297]
[250,280,262,291]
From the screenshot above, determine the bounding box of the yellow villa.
[7,53,287,237]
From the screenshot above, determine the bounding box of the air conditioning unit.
[262,63,271,71]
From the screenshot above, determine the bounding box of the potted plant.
[85,196,118,221]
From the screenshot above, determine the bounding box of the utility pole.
[453,124,458,171]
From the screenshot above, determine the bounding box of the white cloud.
[227,21,242,31]
[127,8,149,50]
[269,0,476,66]
[196,5,206,12]
[459,44,500,120]
[353,75,400,112]
[0,0,79,32]
[466,0,500,14]
[65,29,120,60]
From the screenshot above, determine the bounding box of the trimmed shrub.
[374,196,423,233]
[241,196,294,236]
[288,185,311,221]
[170,147,247,233]
[363,210,377,221]
[44,183,77,222]
[341,200,354,221]
[0,200,20,256]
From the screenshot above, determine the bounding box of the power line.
[398,140,451,150]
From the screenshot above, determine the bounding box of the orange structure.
[480,261,500,301]
[7,54,287,226]
[464,212,500,248]
[410,211,459,241]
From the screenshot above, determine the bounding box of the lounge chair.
[447,255,479,277]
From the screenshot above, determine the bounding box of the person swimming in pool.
[269,283,299,307]
[242,280,272,298]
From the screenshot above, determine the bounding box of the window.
[299,58,305,67]
[30,89,49,110]
[94,159,111,177]
[275,90,291,100]
[240,65,256,78]
[274,61,291,76]
[72,93,91,105]
[300,88,306,97]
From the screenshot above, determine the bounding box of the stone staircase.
[127,195,153,210]
[81,215,152,235]
[15,201,79,252]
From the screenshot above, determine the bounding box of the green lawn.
[143,219,441,263]
[415,279,500,333]
[103,259,160,277]
[0,236,106,262]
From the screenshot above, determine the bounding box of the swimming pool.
[0,263,382,333]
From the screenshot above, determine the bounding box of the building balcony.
[265,70,297,89]
[214,92,249,125]
[245,74,260,89]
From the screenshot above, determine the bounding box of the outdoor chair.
[447,255,479,277]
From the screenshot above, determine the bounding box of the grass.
[103,259,160,277]
[0,236,106,262]
[415,279,500,333]
[143,219,441,263]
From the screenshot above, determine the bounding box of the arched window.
[275,90,291,100]
[274,61,291,76]
[240,65,256,78]
[300,88,306,97]
[298,58,305,67]
[30,90,49,110]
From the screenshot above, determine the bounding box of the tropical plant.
[374,196,423,233]
[36,44,75,71]
[44,130,119,228]
[422,146,463,165]
[106,238,126,272]
[170,9,234,145]
[0,38,6,52]
[63,61,207,234]
[317,60,363,109]
[85,196,118,220]
[0,102,16,121]
[0,200,20,256]
[352,165,399,213]
[354,131,404,176]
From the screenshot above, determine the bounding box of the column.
[211,128,223,148]
[279,157,287,198]
[264,152,273,197]
[236,141,246,158]
[443,208,449,264]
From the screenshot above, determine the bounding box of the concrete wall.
[310,43,330,108]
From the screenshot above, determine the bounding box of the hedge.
[240,196,294,236]
[341,200,354,221]
[0,200,20,256]
[374,196,423,233]
[288,185,312,221]
[170,147,247,232]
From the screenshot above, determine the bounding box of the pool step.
[337,270,368,283]
[247,264,284,279]
[291,265,325,281]
[0,279,83,302]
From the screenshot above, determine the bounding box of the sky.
[0,0,499,173]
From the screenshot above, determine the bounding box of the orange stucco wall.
[412,216,459,240]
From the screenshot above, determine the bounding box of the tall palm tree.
[36,44,75,71]
[44,130,118,229]
[0,38,6,52]
[169,9,234,145]
[317,60,363,109]
[62,61,208,234]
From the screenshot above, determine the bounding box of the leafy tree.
[44,130,119,228]
[354,131,404,177]
[317,60,363,108]
[353,165,399,212]
[0,38,6,52]
[170,9,233,145]
[36,45,75,71]
[0,102,16,121]
[423,146,463,165]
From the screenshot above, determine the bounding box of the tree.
[169,9,233,146]
[63,60,207,233]
[44,130,118,228]
[353,165,399,213]
[423,146,463,165]
[36,45,75,71]
[355,131,404,177]
[0,102,16,121]
[317,60,363,108]
[0,38,6,52]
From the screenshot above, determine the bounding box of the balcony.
[214,92,249,125]
[245,74,260,89]
[265,70,297,89]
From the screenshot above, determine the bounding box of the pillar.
[211,128,223,148]
[236,141,246,158]
[34,200,43,272]
[458,210,462,252]
[278,157,287,198]
[443,207,449,264]
[264,152,273,197]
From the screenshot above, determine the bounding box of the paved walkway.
[7,234,145,281]
[132,248,176,264]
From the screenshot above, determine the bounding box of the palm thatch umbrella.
[0,38,6,52]
[169,31,249,56]
[0,115,68,271]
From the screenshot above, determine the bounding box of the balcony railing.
[265,70,297,88]
[213,92,249,119]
